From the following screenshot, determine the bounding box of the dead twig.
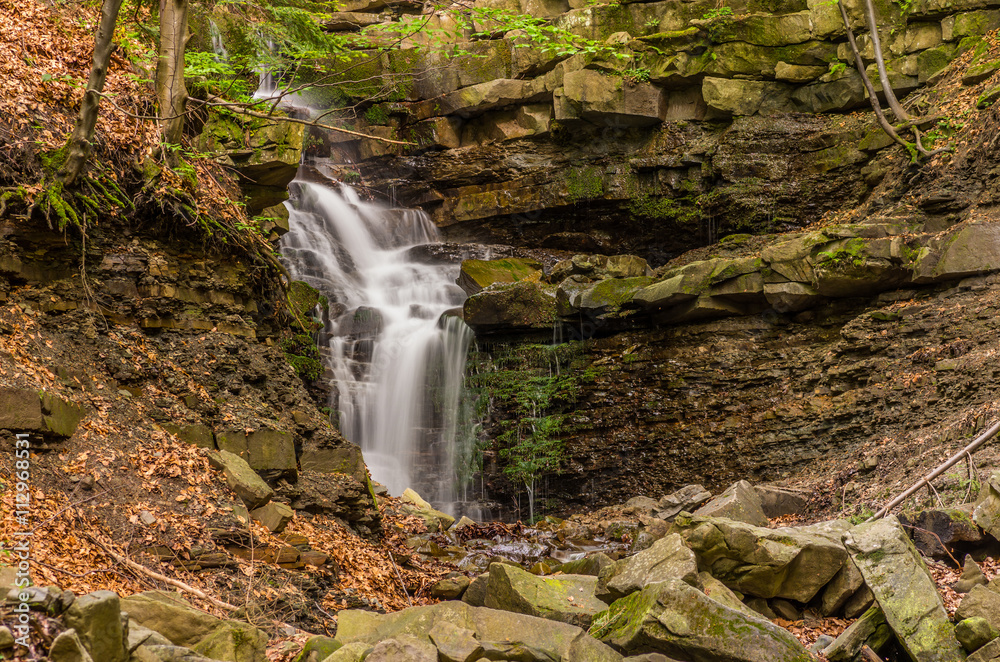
[387,549,413,607]
[869,420,1000,520]
[86,533,237,611]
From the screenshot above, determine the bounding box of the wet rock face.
[470,277,1000,518]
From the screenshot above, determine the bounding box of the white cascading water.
[280,180,476,514]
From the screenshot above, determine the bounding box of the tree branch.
[199,95,416,145]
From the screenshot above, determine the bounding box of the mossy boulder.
[561,276,653,315]
[335,601,621,661]
[561,70,666,127]
[463,281,558,333]
[595,533,698,603]
[913,222,1000,283]
[676,515,851,602]
[208,449,274,510]
[843,516,964,662]
[693,479,769,526]
[484,563,606,628]
[963,58,1000,85]
[973,472,1000,539]
[702,77,793,115]
[122,591,268,662]
[634,259,727,309]
[590,577,812,661]
[457,258,543,295]
[822,606,893,661]
[0,387,86,438]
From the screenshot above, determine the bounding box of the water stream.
[280,178,478,516]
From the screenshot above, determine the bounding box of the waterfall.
[280,180,477,515]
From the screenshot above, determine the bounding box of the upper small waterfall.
[280,180,477,514]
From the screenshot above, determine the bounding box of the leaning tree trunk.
[156,0,190,161]
[58,0,125,187]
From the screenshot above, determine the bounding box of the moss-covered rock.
[457,258,544,295]
[822,606,893,661]
[463,281,558,333]
[336,601,621,661]
[590,577,812,661]
[595,533,698,603]
[843,516,964,662]
[484,563,606,627]
[676,515,851,602]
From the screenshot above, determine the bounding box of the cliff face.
[295,0,1000,517]
[301,0,1000,264]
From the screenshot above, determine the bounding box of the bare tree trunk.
[839,0,948,159]
[58,0,124,187]
[157,0,190,161]
[861,0,910,122]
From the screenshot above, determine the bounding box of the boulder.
[953,554,988,594]
[463,281,558,332]
[596,533,698,603]
[324,642,371,662]
[291,635,343,662]
[49,629,95,662]
[955,617,999,653]
[559,553,615,577]
[484,563,605,628]
[335,601,621,661]
[819,557,865,616]
[461,574,489,607]
[969,639,1000,662]
[365,635,437,662]
[0,387,86,437]
[955,584,1000,632]
[400,488,455,531]
[62,590,127,662]
[162,424,215,449]
[843,516,964,662]
[121,591,268,662]
[565,277,653,315]
[249,428,297,476]
[457,258,544,296]
[634,261,715,309]
[135,645,228,662]
[754,485,810,518]
[562,70,666,127]
[209,450,274,510]
[676,515,850,602]
[428,622,483,662]
[590,577,812,661]
[764,281,821,313]
[656,485,712,520]
[822,606,893,662]
[702,77,792,116]
[430,576,471,599]
[973,472,1000,539]
[250,502,294,533]
[913,223,1000,283]
[900,508,982,557]
[693,479,769,526]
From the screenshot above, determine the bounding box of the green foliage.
[702,6,736,42]
[566,166,605,202]
[622,66,652,84]
[469,342,597,519]
[829,61,848,76]
[282,333,323,381]
[364,105,390,126]
[816,237,867,268]
[923,116,964,148]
